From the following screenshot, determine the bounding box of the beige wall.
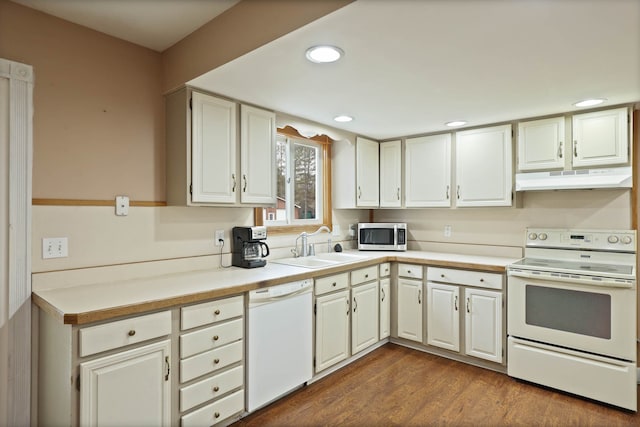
[0,1,165,201]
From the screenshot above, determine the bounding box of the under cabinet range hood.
[515,166,632,191]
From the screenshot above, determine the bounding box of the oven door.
[507,271,636,361]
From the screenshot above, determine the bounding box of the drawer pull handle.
[127,330,136,337]
[212,335,219,341]
[332,282,337,287]
[480,278,484,282]
[214,412,221,419]
[213,358,220,364]
[407,270,411,274]
[214,309,221,315]
[213,386,220,392]
[440,274,444,278]
[365,274,369,278]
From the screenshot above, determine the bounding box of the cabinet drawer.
[398,263,423,279]
[315,273,349,295]
[79,310,171,357]
[180,340,243,383]
[351,266,378,286]
[181,389,244,427]
[379,262,391,277]
[180,365,243,412]
[427,267,502,290]
[181,295,244,331]
[180,318,243,359]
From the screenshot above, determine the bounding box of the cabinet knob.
[364,274,369,278]
[332,282,337,287]
[212,335,219,341]
[127,330,136,337]
[407,270,411,274]
[213,358,220,364]
[480,278,484,282]
[214,309,221,315]
[214,412,221,419]
[213,386,220,392]
[440,274,445,278]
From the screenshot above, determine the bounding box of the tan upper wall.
[0,1,164,201]
[0,0,351,201]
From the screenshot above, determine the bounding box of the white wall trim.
[0,57,33,427]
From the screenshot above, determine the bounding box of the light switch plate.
[115,196,129,216]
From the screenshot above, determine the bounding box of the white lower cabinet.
[351,280,379,354]
[426,283,460,352]
[315,289,351,372]
[426,267,503,364]
[379,277,391,339]
[79,340,171,427]
[396,264,424,343]
[179,295,245,426]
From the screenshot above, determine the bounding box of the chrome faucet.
[295,226,331,257]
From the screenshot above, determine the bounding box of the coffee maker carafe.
[232,226,270,268]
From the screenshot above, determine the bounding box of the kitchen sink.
[272,252,368,269]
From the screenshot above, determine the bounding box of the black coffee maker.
[232,226,270,268]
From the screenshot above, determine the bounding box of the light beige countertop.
[33,250,520,326]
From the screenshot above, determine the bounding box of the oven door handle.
[508,269,634,289]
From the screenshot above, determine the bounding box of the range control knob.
[528,232,538,240]
[538,233,548,241]
[607,235,619,244]
[621,236,632,245]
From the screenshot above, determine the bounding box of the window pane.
[264,136,287,223]
[294,143,317,220]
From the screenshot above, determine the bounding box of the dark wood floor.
[234,343,640,426]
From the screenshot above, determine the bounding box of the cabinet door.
[405,134,451,207]
[426,283,460,352]
[455,124,512,207]
[572,107,629,168]
[191,92,237,204]
[396,278,423,342]
[315,290,350,372]
[240,104,276,204]
[464,288,502,363]
[352,281,380,354]
[379,140,402,207]
[379,278,391,339]
[518,116,565,171]
[356,136,379,207]
[80,340,171,427]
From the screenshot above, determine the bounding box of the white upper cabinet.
[572,107,629,168]
[405,134,452,207]
[191,91,238,204]
[240,105,276,204]
[166,89,277,206]
[356,136,380,207]
[332,136,380,208]
[455,124,513,207]
[517,116,565,171]
[379,140,402,208]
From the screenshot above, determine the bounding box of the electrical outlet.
[348,224,356,238]
[42,237,68,259]
[215,230,225,247]
[444,225,452,238]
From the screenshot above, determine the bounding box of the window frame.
[255,126,333,235]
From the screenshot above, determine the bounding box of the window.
[255,126,332,233]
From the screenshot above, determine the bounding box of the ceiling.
[12,0,640,140]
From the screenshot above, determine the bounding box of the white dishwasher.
[247,279,313,412]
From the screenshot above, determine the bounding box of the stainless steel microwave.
[358,223,407,251]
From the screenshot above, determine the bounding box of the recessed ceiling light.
[305,45,344,63]
[445,120,467,127]
[573,98,606,107]
[334,115,353,123]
